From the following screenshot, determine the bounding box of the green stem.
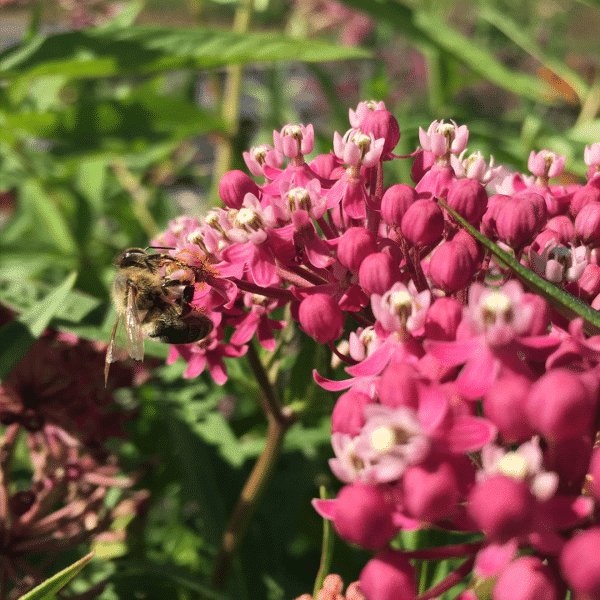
[312,485,335,597]
[210,342,297,590]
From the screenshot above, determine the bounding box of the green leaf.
[0,271,77,379]
[439,201,600,335]
[477,6,589,101]
[18,551,94,600]
[0,27,370,82]
[336,0,552,103]
[21,179,78,256]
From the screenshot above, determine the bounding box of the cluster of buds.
[0,309,149,599]
[154,102,600,600]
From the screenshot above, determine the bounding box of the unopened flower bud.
[359,551,416,600]
[424,297,463,341]
[402,456,459,522]
[361,110,400,156]
[298,294,345,344]
[526,368,595,442]
[218,170,260,209]
[400,199,444,247]
[571,184,600,216]
[333,483,398,550]
[495,196,541,250]
[468,475,535,542]
[483,374,534,444]
[380,184,417,227]
[358,252,401,295]
[337,227,377,273]
[575,201,600,247]
[446,178,488,225]
[560,527,600,599]
[494,556,559,600]
[428,241,475,293]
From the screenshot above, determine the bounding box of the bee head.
[115,248,149,269]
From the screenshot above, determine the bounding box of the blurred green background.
[0,0,598,598]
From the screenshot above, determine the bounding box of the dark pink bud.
[483,374,535,444]
[298,294,344,344]
[428,240,475,293]
[446,178,488,225]
[545,215,576,244]
[544,435,593,495]
[378,361,419,409]
[424,297,463,340]
[530,228,560,255]
[560,527,600,599]
[337,227,377,273]
[218,169,260,209]
[359,551,416,600]
[494,557,559,600]
[358,252,401,295]
[331,391,373,436]
[411,149,435,184]
[403,456,459,522]
[361,110,400,155]
[400,199,444,246]
[380,184,417,227]
[577,263,600,300]
[517,192,547,222]
[590,447,600,501]
[575,201,600,247]
[468,475,535,542]
[495,197,541,250]
[526,368,595,442]
[453,229,484,265]
[333,483,398,550]
[481,194,511,238]
[570,184,600,216]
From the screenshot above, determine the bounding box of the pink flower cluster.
[155,102,600,600]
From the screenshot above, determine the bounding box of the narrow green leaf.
[0,27,370,81]
[0,271,77,379]
[478,6,589,101]
[21,180,78,255]
[18,551,94,600]
[439,201,600,335]
[98,0,145,30]
[335,0,552,103]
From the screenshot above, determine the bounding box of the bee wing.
[125,283,145,361]
[105,316,121,385]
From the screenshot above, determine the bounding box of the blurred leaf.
[99,0,145,30]
[440,201,600,335]
[20,179,78,255]
[0,271,77,379]
[566,119,600,143]
[337,0,552,103]
[477,6,588,102]
[18,552,94,600]
[0,27,370,82]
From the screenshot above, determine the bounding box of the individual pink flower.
[450,150,502,185]
[528,150,566,185]
[273,123,315,159]
[333,130,384,168]
[418,119,468,160]
[242,143,284,177]
[478,437,559,501]
[349,100,386,129]
[370,282,431,334]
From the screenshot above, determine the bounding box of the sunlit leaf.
[18,552,94,600]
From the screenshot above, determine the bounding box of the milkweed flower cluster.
[154,102,600,600]
[0,309,149,599]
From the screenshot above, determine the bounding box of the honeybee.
[104,247,213,383]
